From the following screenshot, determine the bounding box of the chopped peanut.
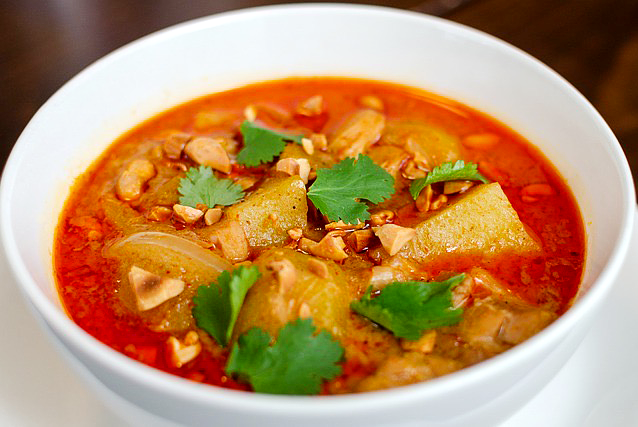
[443,180,474,194]
[166,333,202,368]
[346,229,375,252]
[374,224,416,256]
[325,220,365,231]
[299,302,312,318]
[116,159,156,201]
[215,220,249,262]
[400,330,437,354]
[128,266,185,311]
[462,133,500,150]
[307,258,329,279]
[184,137,231,173]
[244,104,257,121]
[369,210,395,226]
[163,132,190,159]
[276,158,300,176]
[301,137,315,155]
[310,133,328,151]
[287,227,303,241]
[296,95,324,116]
[204,207,223,225]
[359,95,384,111]
[267,259,297,293]
[173,204,204,224]
[147,206,173,222]
[415,184,433,212]
[430,194,448,210]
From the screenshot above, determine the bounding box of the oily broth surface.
[53,77,585,393]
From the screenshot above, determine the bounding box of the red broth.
[54,77,584,393]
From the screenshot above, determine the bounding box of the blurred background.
[2,0,637,194]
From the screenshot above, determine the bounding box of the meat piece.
[116,159,156,201]
[329,109,385,160]
[128,265,185,311]
[184,136,231,173]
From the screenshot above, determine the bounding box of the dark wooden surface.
[2,0,637,194]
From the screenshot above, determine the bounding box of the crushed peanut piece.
[325,220,365,231]
[310,133,328,151]
[369,210,395,226]
[244,104,257,122]
[204,207,223,225]
[430,194,448,210]
[443,181,474,195]
[415,184,433,212]
[166,334,202,368]
[374,224,416,256]
[148,206,173,222]
[296,95,324,116]
[129,266,185,311]
[301,137,315,155]
[173,204,204,224]
[346,229,375,252]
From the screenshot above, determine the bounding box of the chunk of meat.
[184,137,231,173]
[116,159,156,201]
[128,265,185,311]
[329,109,385,160]
[400,183,541,260]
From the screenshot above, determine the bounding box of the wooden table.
[2,0,637,193]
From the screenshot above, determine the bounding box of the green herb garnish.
[351,274,465,340]
[307,154,395,224]
[237,121,304,167]
[410,160,489,199]
[178,166,244,208]
[227,318,344,395]
[192,266,261,347]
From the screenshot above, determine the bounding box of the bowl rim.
[1,2,635,417]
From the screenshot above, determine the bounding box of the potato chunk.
[233,249,352,340]
[400,183,541,260]
[213,176,308,248]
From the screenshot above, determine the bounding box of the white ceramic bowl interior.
[1,4,635,427]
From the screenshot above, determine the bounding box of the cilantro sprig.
[178,166,244,208]
[227,318,344,395]
[409,160,489,199]
[351,274,465,340]
[192,266,261,347]
[237,121,304,167]
[307,154,395,224]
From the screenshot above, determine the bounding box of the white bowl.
[1,4,635,427]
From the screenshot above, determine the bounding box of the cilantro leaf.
[178,166,244,208]
[307,154,395,224]
[227,318,344,395]
[192,266,261,347]
[351,274,465,340]
[410,160,489,199]
[237,121,304,167]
